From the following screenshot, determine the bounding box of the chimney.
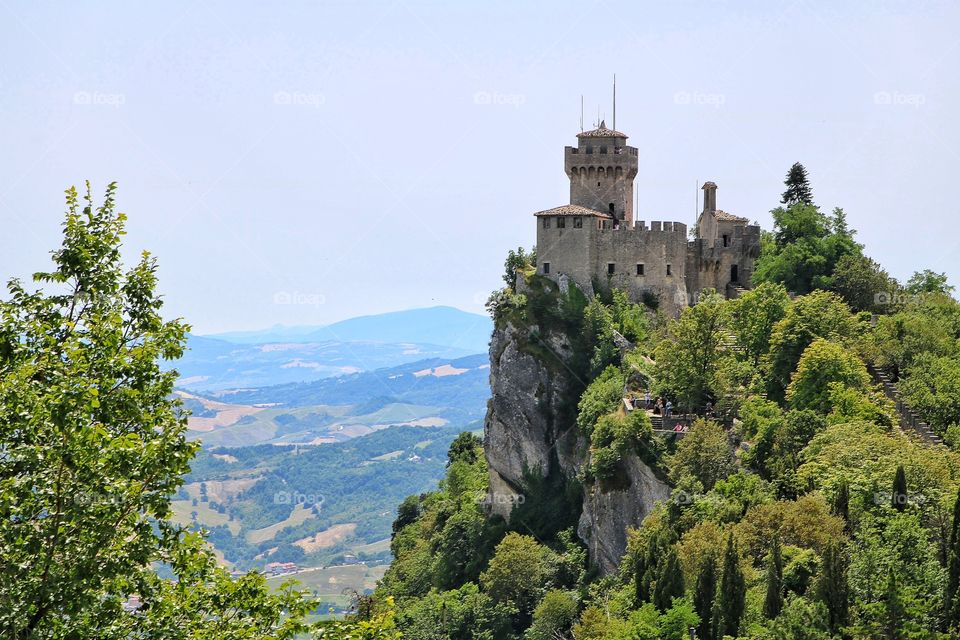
[701,181,717,213]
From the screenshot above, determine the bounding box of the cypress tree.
[693,552,717,640]
[781,162,813,205]
[832,480,850,531]
[763,535,784,619]
[815,540,849,633]
[891,464,908,512]
[718,532,746,637]
[653,546,685,611]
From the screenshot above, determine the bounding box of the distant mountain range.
[206,306,492,352]
[175,307,492,391]
[183,353,490,448]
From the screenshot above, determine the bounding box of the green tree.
[763,535,785,619]
[525,590,577,640]
[898,354,960,434]
[781,162,814,206]
[906,269,954,296]
[668,419,734,491]
[0,183,316,638]
[716,532,746,638]
[503,246,535,289]
[828,252,897,313]
[766,595,836,640]
[814,540,849,634]
[948,487,960,631]
[448,431,482,466]
[753,203,862,296]
[892,464,908,512]
[785,338,870,413]
[729,282,790,365]
[653,546,685,612]
[692,552,717,640]
[480,533,555,625]
[763,291,860,402]
[653,290,729,411]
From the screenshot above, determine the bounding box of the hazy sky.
[1,1,957,333]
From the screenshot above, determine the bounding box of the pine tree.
[832,480,850,531]
[763,535,784,619]
[815,540,850,633]
[891,464,908,512]
[781,162,813,205]
[718,532,746,637]
[693,553,717,640]
[653,546,685,611]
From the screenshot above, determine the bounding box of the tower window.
[573,217,583,228]
[556,216,566,229]
[608,203,615,216]
[636,263,644,276]
[723,234,730,247]
[542,217,550,229]
[543,262,550,275]
[607,263,615,275]
[666,264,672,276]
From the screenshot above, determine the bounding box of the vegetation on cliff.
[374,164,960,639]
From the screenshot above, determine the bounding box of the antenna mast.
[613,73,616,134]
[580,95,584,132]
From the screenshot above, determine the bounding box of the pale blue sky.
[1,1,957,333]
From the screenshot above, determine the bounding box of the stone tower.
[564,121,639,227]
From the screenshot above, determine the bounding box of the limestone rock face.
[483,320,582,519]
[577,454,672,575]
[483,315,670,574]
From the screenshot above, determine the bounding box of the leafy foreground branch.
[0,183,396,639]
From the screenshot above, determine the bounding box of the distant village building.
[534,121,761,314]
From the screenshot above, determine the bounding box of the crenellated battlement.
[534,118,758,315]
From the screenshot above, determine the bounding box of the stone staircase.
[868,364,944,446]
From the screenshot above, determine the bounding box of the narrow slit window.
[636,263,644,276]
[607,263,615,275]
[543,262,550,275]
[666,264,672,276]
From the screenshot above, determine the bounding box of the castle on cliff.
[534,121,761,314]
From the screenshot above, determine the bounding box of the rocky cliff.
[483,279,671,575]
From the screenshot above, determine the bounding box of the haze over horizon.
[2,0,957,333]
